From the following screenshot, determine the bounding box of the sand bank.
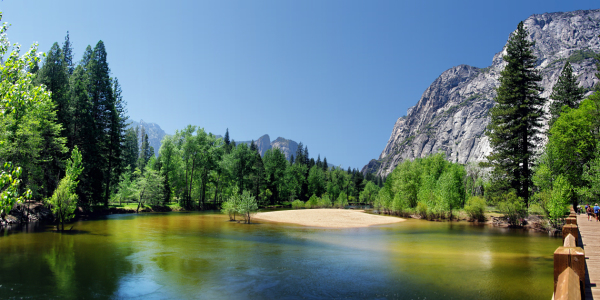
[254,209,405,228]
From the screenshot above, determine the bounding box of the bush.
[306,194,319,208]
[391,193,409,215]
[464,196,486,222]
[318,194,332,208]
[237,191,258,223]
[291,200,305,209]
[334,192,348,208]
[548,175,571,224]
[497,191,527,226]
[416,202,428,219]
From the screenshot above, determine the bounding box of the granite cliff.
[364,9,600,178]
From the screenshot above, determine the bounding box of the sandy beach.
[254,208,405,228]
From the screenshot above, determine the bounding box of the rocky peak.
[365,9,600,178]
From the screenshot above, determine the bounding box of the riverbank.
[1,201,188,227]
[254,208,405,228]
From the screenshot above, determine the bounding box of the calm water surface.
[0,211,559,299]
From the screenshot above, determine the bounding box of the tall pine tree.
[549,62,585,127]
[486,21,545,207]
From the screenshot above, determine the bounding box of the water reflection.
[0,211,559,299]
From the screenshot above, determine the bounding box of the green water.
[0,211,559,299]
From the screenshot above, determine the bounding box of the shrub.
[237,191,258,223]
[464,196,486,222]
[391,193,409,215]
[318,194,332,208]
[416,202,428,219]
[291,200,305,209]
[497,191,527,226]
[548,175,571,224]
[306,194,319,208]
[335,192,348,208]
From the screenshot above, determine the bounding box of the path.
[577,213,600,299]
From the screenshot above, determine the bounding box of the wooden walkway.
[577,213,600,299]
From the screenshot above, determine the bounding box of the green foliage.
[221,187,257,223]
[464,196,486,222]
[391,192,409,215]
[291,200,304,209]
[486,21,545,206]
[0,162,31,219]
[318,194,332,208]
[306,194,319,208]
[48,147,83,230]
[549,62,585,127]
[416,202,428,219]
[307,165,326,197]
[334,191,348,208]
[237,190,258,223]
[381,153,466,218]
[579,140,600,202]
[566,49,597,64]
[497,191,527,226]
[134,166,165,212]
[359,181,379,204]
[548,175,571,223]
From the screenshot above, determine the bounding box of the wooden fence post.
[563,225,579,246]
[554,267,581,300]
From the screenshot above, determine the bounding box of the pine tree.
[323,157,328,171]
[290,154,295,165]
[486,21,545,207]
[303,145,309,165]
[138,128,150,171]
[224,128,231,154]
[295,142,304,165]
[549,62,585,127]
[62,31,74,75]
[36,43,70,139]
[316,154,322,169]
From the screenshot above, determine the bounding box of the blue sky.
[1,1,598,169]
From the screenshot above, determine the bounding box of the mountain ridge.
[363,9,600,177]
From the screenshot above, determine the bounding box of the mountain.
[129,120,167,157]
[238,134,299,160]
[363,9,600,178]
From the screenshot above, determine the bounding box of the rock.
[364,9,600,177]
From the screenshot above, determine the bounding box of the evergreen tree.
[295,142,304,165]
[316,155,322,169]
[290,154,295,165]
[123,127,139,170]
[549,62,585,127]
[138,129,151,171]
[485,22,545,207]
[36,42,70,140]
[303,145,309,165]
[62,31,74,75]
[224,128,231,154]
[323,157,328,171]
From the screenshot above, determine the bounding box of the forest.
[0,19,384,226]
[1,17,600,231]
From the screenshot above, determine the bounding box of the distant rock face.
[255,134,271,156]
[270,137,299,160]
[364,9,600,178]
[239,135,299,160]
[130,120,167,157]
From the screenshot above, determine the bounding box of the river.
[0,211,558,299]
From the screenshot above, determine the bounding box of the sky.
[1,1,598,170]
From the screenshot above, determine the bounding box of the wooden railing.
[553,208,584,300]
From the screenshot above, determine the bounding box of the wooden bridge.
[578,213,600,299]
[552,210,600,299]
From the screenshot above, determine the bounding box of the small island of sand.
[253,209,405,228]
